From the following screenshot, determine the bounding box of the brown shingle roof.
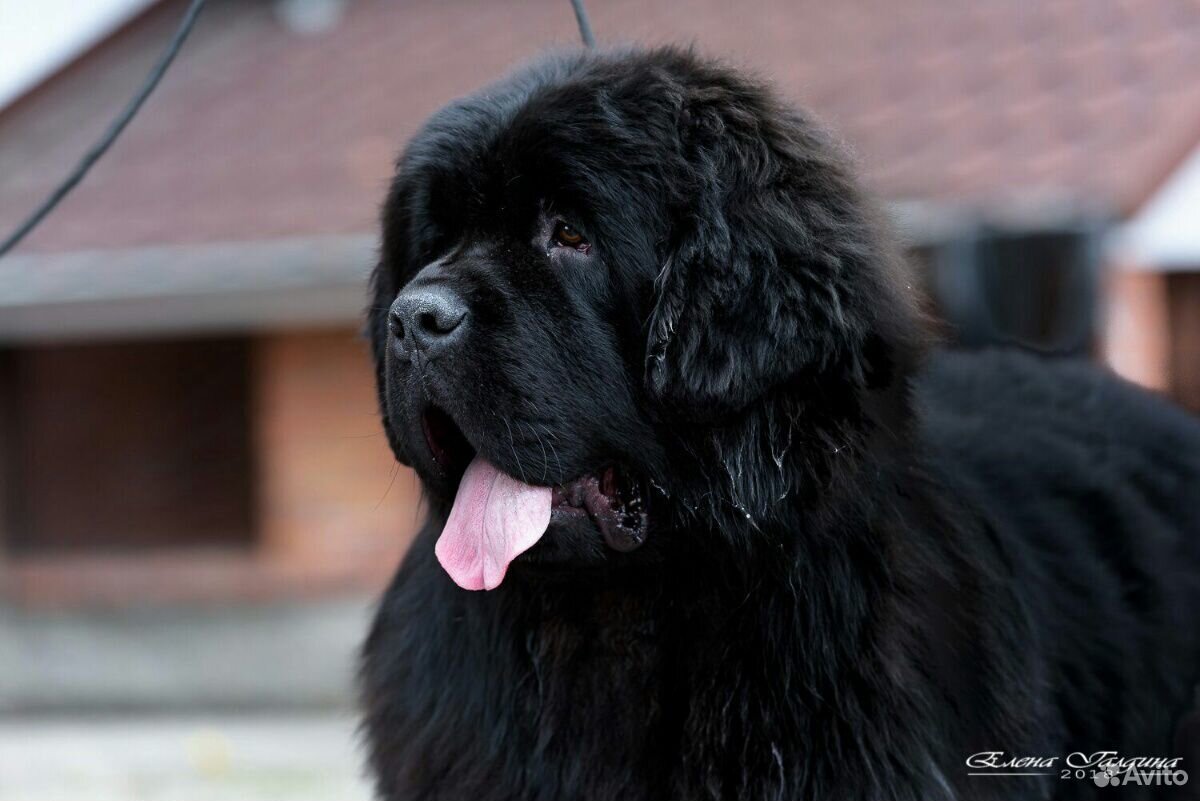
[2,0,1199,254]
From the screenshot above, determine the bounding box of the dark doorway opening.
[1,337,255,553]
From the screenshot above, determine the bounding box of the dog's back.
[918,348,1200,765]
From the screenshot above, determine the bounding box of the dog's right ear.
[644,90,925,422]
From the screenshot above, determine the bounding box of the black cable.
[570,0,596,47]
[0,0,207,258]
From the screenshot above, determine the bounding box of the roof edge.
[0,234,376,341]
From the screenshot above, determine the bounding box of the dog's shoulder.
[916,347,1200,477]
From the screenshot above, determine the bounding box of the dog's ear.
[644,93,923,420]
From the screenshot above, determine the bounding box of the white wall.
[1115,143,1200,271]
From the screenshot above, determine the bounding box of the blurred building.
[1,0,1199,712]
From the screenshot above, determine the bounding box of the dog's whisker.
[500,416,527,482]
[374,460,402,511]
[524,420,550,484]
[539,423,563,482]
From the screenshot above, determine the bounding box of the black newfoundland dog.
[360,47,1200,800]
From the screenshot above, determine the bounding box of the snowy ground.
[0,714,373,801]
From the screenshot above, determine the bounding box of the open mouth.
[421,404,648,553]
[421,405,474,476]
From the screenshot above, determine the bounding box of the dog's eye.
[551,221,588,251]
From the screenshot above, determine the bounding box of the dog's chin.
[414,403,650,556]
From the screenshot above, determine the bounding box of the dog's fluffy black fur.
[361,47,1200,800]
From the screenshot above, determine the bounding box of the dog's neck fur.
[485,479,963,800]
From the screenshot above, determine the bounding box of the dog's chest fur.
[361,538,972,801]
[517,588,673,799]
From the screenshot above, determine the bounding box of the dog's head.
[368,48,926,590]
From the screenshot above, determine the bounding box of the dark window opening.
[913,220,1105,357]
[1,337,255,553]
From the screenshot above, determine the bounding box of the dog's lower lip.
[551,467,648,552]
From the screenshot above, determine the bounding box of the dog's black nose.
[389,285,468,353]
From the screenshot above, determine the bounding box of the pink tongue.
[434,456,552,591]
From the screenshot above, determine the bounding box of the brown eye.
[552,221,588,250]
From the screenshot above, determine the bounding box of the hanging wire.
[0,0,593,259]
[0,0,208,258]
[570,0,596,47]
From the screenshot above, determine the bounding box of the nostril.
[388,312,405,340]
[420,304,465,335]
[418,310,439,333]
